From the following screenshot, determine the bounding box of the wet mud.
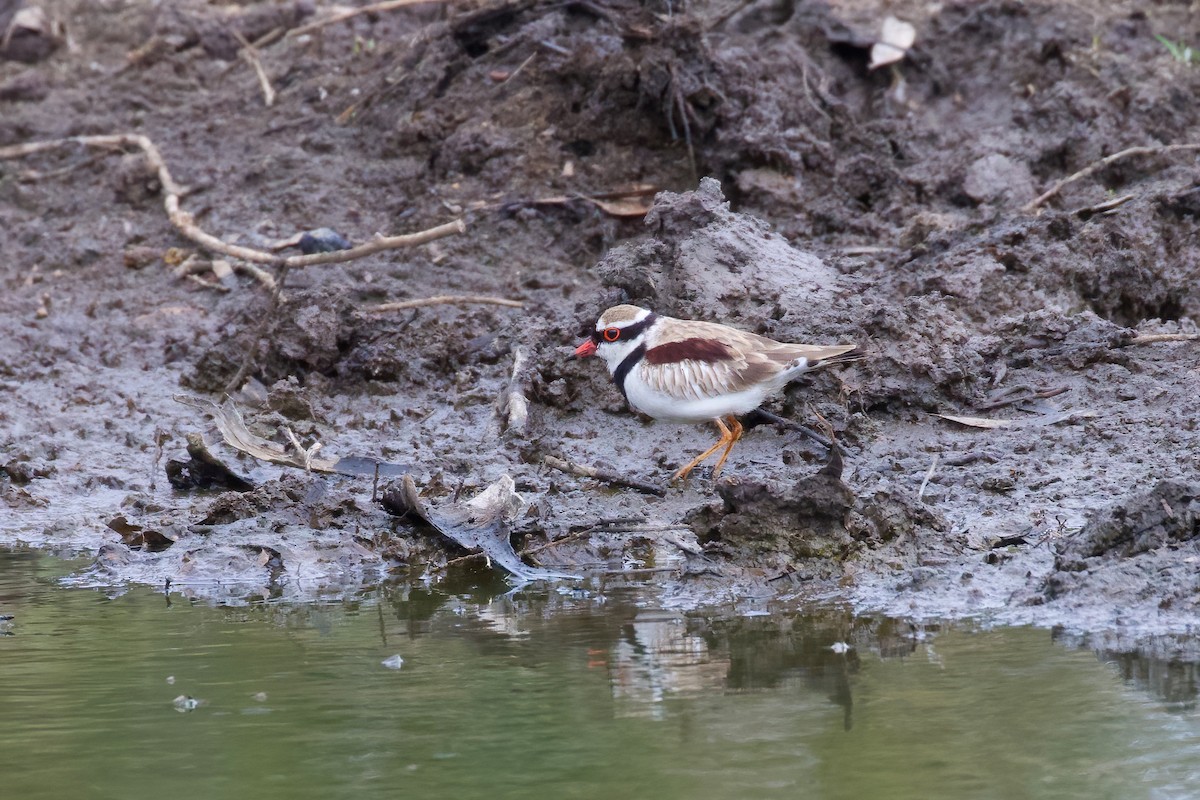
[3,0,1200,657]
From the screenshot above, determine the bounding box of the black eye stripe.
[596,313,657,344]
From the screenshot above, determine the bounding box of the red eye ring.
[602,327,621,342]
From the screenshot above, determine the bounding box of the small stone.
[963,154,1034,206]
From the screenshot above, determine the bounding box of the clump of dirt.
[1055,480,1200,568]
[687,456,949,582]
[184,288,358,391]
[688,469,860,565]
[4,0,1200,659]
[78,471,445,601]
[595,178,852,328]
[1035,481,1200,619]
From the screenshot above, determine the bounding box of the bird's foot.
[669,464,718,484]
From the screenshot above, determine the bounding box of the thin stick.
[499,53,536,86]
[917,454,939,501]
[364,295,523,313]
[18,153,103,182]
[743,408,836,451]
[217,27,285,78]
[0,135,467,267]
[232,260,279,292]
[223,262,290,394]
[574,523,690,536]
[231,28,276,107]
[523,525,688,558]
[838,246,895,256]
[977,384,1070,412]
[542,455,666,496]
[289,220,467,266]
[499,346,529,434]
[1121,333,1200,346]
[186,274,230,292]
[1073,193,1136,217]
[1023,143,1200,212]
[600,566,680,575]
[436,551,485,570]
[669,63,698,185]
[522,530,593,557]
[288,0,447,38]
[252,28,286,50]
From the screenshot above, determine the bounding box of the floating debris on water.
[173,695,201,712]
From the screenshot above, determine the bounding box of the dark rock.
[297,228,352,254]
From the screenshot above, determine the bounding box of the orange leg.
[672,417,734,482]
[710,415,744,477]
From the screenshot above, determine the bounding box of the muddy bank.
[2,0,1200,657]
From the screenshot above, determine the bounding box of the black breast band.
[613,344,646,400]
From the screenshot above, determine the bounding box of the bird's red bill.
[574,339,597,357]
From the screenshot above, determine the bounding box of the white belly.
[623,370,771,423]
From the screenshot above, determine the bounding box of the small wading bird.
[574,304,856,481]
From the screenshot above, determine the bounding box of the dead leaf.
[165,432,256,491]
[937,414,1012,429]
[175,395,407,478]
[870,16,916,70]
[586,196,653,218]
[105,515,178,551]
[938,411,1098,429]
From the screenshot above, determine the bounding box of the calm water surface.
[2,548,1199,799]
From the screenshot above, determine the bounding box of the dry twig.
[288,0,446,38]
[0,135,467,267]
[223,261,290,394]
[1073,193,1136,218]
[529,523,689,559]
[542,454,666,496]
[493,346,530,435]
[1024,143,1200,212]
[216,27,286,78]
[1121,333,1200,346]
[232,260,279,292]
[185,273,230,293]
[364,295,524,313]
[667,63,698,185]
[917,454,938,501]
[465,184,659,215]
[436,551,487,570]
[497,53,537,86]
[977,384,1069,412]
[231,28,276,107]
[521,530,595,557]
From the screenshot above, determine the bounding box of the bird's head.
[574,304,658,372]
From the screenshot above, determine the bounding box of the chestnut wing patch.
[644,338,733,364]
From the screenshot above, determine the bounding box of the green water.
[2,549,1199,799]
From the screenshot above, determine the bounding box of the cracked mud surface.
[3,0,1200,659]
